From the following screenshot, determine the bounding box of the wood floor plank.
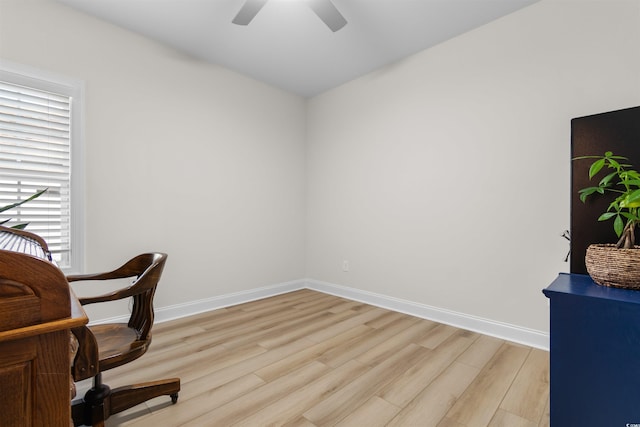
[166,336,316,399]
[122,374,266,426]
[104,342,267,390]
[226,289,321,312]
[196,293,328,335]
[84,290,550,427]
[292,294,351,312]
[445,343,531,427]
[328,300,372,314]
[282,417,317,427]
[386,361,480,427]
[257,309,363,349]
[455,333,504,369]
[437,418,467,427]
[147,325,207,349]
[304,306,389,343]
[95,334,216,381]
[488,409,538,427]
[539,396,550,427]
[363,310,408,329]
[104,404,153,426]
[197,304,284,330]
[186,305,338,354]
[236,360,370,427]
[201,303,338,347]
[319,315,421,368]
[418,323,459,349]
[303,343,432,426]
[186,361,330,426]
[354,317,438,366]
[255,324,372,382]
[334,396,400,427]
[499,348,550,423]
[152,308,229,332]
[379,329,477,408]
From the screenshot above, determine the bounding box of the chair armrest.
[67,269,140,305]
[67,271,123,282]
[67,253,162,284]
[67,273,101,282]
[67,274,137,305]
[67,253,166,308]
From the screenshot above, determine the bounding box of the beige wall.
[0,0,307,320]
[306,0,640,332]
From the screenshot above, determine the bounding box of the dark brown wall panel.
[570,106,640,274]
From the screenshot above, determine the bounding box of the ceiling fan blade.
[232,0,269,25]
[307,0,347,32]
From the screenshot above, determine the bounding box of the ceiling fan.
[232,0,347,32]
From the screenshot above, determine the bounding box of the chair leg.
[71,373,110,427]
[71,375,180,427]
[108,378,181,416]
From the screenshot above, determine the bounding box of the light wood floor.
[81,289,550,426]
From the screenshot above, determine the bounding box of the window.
[0,61,84,272]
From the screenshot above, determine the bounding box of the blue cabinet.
[543,273,640,426]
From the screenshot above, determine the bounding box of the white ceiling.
[55,0,540,98]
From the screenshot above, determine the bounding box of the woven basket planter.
[585,244,640,290]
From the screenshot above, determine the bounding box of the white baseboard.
[91,277,549,350]
[305,279,550,351]
[90,279,306,326]
[155,279,308,323]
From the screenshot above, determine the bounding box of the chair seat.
[89,323,150,372]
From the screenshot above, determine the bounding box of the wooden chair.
[69,253,180,427]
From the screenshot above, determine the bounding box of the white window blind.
[0,80,72,267]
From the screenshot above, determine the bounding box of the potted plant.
[575,151,640,289]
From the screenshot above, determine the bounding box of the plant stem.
[616,222,637,249]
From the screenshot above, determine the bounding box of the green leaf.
[621,212,640,221]
[628,188,640,200]
[588,159,606,179]
[626,171,640,180]
[599,171,618,187]
[578,187,600,195]
[621,189,640,208]
[0,188,48,214]
[579,187,600,202]
[614,215,624,237]
[598,212,617,221]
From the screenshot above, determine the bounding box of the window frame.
[0,59,85,274]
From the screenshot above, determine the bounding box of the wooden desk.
[0,236,88,427]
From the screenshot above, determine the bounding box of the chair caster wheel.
[170,393,179,404]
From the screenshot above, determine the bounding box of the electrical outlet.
[342,260,349,272]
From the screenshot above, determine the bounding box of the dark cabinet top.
[543,272,640,305]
